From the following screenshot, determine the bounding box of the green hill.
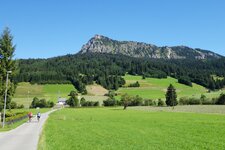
[116,75,224,100]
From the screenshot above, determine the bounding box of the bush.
[130,95,143,106]
[128,81,140,87]
[10,101,17,109]
[80,97,86,106]
[212,98,217,104]
[201,99,213,105]
[30,97,54,108]
[179,97,189,105]
[81,100,99,107]
[1,111,28,122]
[17,104,25,109]
[5,112,28,123]
[47,101,54,107]
[158,99,165,106]
[215,94,225,105]
[187,98,201,105]
[93,101,100,106]
[179,97,213,105]
[143,99,154,106]
[103,98,118,106]
[80,97,99,107]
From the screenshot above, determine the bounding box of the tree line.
[65,85,225,109]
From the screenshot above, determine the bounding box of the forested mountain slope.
[15,53,225,92]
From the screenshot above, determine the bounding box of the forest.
[15,53,225,92]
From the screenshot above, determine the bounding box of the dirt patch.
[86,84,108,96]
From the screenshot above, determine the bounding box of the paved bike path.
[0,109,56,150]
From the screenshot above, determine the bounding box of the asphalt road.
[0,109,56,150]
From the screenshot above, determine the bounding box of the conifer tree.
[165,84,177,108]
[0,27,16,109]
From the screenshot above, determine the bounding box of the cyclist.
[28,112,33,122]
[37,112,41,122]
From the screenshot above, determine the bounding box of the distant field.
[13,76,224,107]
[116,75,225,100]
[39,107,225,150]
[13,83,108,107]
[13,83,75,107]
[129,105,225,115]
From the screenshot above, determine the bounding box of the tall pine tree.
[165,84,178,108]
[0,27,16,109]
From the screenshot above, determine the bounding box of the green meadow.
[117,75,224,100]
[13,83,75,107]
[13,83,108,107]
[39,107,225,150]
[13,75,225,107]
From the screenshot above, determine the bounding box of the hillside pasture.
[117,75,224,100]
[13,83,75,107]
[83,84,108,105]
[13,83,108,107]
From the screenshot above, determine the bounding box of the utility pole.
[2,71,12,128]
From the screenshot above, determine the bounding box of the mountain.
[80,35,222,59]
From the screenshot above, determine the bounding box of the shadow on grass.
[109,107,125,111]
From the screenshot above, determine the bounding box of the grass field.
[130,105,225,115]
[116,75,225,100]
[13,83,108,107]
[39,107,225,150]
[13,76,225,107]
[13,83,75,107]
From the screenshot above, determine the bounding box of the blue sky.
[0,0,225,58]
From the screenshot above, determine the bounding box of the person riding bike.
[37,112,41,122]
[28,112,33,122]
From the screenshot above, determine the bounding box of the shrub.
[201,99,213,105]
[143,99,154,106]
[179,97,189,105]
[103,98,118,106]
[81,100,99,107]
[94,101,100,106]
[47,101,54,108]
[212,98,217,104]
[30,97,54,108]
[17,104,25,109]
[128,81,140,87]
[130,95,143,106]
[187,98,201,105]
[215,94,225,105]
[80,97,86,106]
[158,99,165,106]
[10,101,17,109]
[5,112,28,123]
[1,111,28,122]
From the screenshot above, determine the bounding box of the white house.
[57,97,67,105]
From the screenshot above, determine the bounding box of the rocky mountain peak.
[79,35,222,60]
